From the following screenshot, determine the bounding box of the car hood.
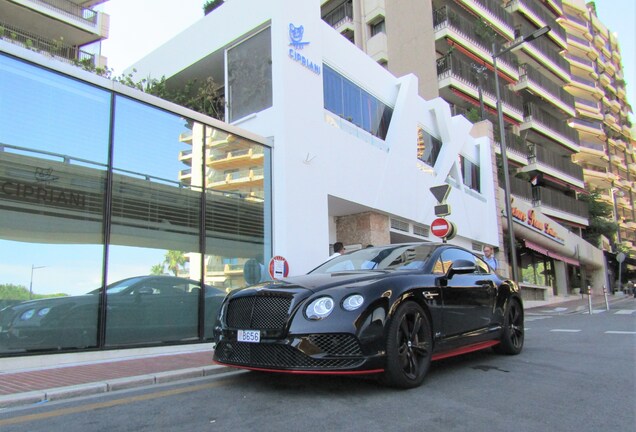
[3,294,96,312]
[237,271,390,295]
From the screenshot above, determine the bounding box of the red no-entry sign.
[431,218,452,238]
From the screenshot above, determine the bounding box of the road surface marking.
[605,331,636,335]
[550,329,581,333]
[614,310,636,315]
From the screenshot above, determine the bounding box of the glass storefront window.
[0,54,110,354]
[0,52,271,356]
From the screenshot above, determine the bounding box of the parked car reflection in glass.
[0,276,226,353]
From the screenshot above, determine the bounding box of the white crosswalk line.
[550,329,581,333]
[605,331,636,335]
[614,309,636,315]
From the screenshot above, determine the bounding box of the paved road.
[1,301,634,432]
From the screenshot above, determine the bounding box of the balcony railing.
[494,129,529,156]
[567,33,591,48]
[0,21,96,66]
[579,140,606,152]
[524,33,571,76]
[574,97,599,109]
[472,0,515,30]
[322,0,353,28]
[564,12,587,28]
[432,5,517,71]
[436,53,523,113]
[36,0,98,25]
[519,64,574,112]
[510,176,533,201]
[571,117,603,131]
[523,102,580,146]
[570,75,597,89]
[513,0,567,43]
[532,146,584,181]
[538,187,589,218]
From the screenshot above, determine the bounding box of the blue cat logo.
[289,23,309,49]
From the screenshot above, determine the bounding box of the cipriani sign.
[288,23,321,75]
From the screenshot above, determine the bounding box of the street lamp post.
[493,26,550,282]
[29,264,46,300]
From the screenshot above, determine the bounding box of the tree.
[163,250,187,276]
[578,190,618,247]
[150,263,165,275]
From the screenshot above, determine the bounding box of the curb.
[0,364,230,409]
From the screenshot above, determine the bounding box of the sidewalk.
[0,294,633,409]
[0,344,230,409]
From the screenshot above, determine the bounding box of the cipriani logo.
[288,23,320,75]
[288,23,309,50]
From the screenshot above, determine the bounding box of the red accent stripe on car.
[432,340,500,361]
[213,361,384,375]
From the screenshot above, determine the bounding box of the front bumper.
[213,332,385,373]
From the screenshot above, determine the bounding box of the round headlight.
[20,309,36,321]
[342,294,364,311]
[306,296,334,320]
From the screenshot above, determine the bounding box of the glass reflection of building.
[0,48,271,356]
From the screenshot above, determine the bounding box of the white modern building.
[130,0,501,278]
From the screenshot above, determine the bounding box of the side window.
[440,248,477,273]
[475,256,491,274]
[431,258,446,275]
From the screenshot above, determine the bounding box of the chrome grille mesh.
[226,295,292,330]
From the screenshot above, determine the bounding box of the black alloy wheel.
[382,301,432,389]
[494,298,524,355]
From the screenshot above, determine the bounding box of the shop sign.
[510,199,565,244]
[288,23,321,75]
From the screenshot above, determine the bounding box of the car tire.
[381,301,432,389]
[494,298,524,355]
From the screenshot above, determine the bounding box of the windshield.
[309,244,437,274]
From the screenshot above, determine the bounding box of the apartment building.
[0,0,110,68]
[561,0,636,254]
[320,0,633,290]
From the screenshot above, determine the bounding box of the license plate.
[237,329,260,343]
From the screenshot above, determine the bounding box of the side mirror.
[448,259,476,278]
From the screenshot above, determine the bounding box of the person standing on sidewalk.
[482,245,498,272]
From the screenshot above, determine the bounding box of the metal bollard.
[587,285,593,315]
[603,285,610,311]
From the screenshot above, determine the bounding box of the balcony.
[568,118,605,139]
[432,5,519,81]
[519,35,571,81]
[207,168,265,191]
[565,54,594,74]
[206,147,265,170]
[566,75,603,99]
[514,63,575,116]
[521,102,579,151]
[0,0,109,48]
[0,20,104,67]
[322,0,354,35]
[456,0,515,40]
[505,0,567,49]
[537,187,589,220]
[436,53,523,122]
[178,149,193,166]
[562,12,589,33]
[574,97,599,112]
[529,145,585,184]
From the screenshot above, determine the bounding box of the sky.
[100,0,636,118]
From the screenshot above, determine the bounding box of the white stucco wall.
[130,0,500,275]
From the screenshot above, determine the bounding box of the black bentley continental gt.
[213,243,524,388]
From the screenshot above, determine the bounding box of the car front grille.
[215,341,364,370]
[226,295,292,330]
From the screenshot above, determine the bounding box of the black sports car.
[213,243,524,388]
[0,275,226,352]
